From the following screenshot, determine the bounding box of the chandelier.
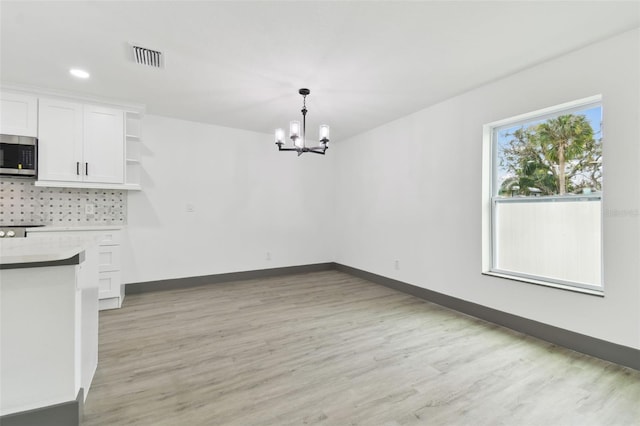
[274,88,329,156]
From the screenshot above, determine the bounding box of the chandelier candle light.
[275,88,330,156]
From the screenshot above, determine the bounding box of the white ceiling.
[1,1,639,141]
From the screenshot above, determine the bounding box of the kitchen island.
[0,236,99,426]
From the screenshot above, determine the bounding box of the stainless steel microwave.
[0,134,37,177]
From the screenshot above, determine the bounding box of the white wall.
[123,29,639,350]
[334,29,640,349]
[123,115,334,284]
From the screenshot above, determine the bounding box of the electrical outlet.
[266,252,272,261]
[186,203,195,213]
[85,204,94,215]
[394,260,400,270]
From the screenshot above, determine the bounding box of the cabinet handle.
[85,162,88,176]
[76,162,80,175]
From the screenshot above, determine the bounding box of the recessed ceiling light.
[69,68,90,79]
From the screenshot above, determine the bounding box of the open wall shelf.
[124,111,143,189]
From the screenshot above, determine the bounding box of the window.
[482,96,603,294]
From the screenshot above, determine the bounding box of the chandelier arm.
[307,146,327,155]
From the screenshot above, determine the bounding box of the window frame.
[481,95,604,296]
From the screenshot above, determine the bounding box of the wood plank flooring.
[83,270,640,425]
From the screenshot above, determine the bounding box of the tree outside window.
[496,106,602,197]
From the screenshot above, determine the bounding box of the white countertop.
[0,235,98,267]
[27,225,124,233]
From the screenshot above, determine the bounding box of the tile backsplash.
[0,178,126,226]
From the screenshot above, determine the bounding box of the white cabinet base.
[98,297,122,310]
[27,227,125,311]
[0,263,95,416]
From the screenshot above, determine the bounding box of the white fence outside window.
[492,196,602,290]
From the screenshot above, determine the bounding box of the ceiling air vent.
[131,44,164,68]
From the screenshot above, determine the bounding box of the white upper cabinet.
[38,98,125,186]
[83,105,124,184]
[38,98,84,182]
[0,92,38,137]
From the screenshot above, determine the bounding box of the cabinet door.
[83,105,124,184]
[38,98,84,182]
[0,92,38,137]
[98,245,121,272]
[98,270,121,300]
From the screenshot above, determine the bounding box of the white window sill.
[483,270,604,297]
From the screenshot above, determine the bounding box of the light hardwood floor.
[83,270,640,426]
